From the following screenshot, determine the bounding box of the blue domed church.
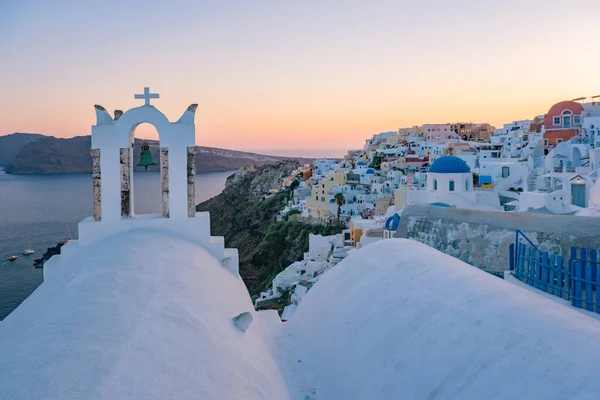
[403,155,502,211]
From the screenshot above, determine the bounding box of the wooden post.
[572,260,583,309]
[187,146,197,217]
[161,147,169,218]
[91,148,101,221]
[120,147,131,218]
[585,262,594,311]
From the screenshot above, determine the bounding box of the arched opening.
[562,110,573,128]
[572,146,582,167]
[131,123,162,215]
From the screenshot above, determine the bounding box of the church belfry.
[89,88,198,221]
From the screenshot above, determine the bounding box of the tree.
[370,153,384,170]
[289,179,300,191]
[334,192,346,224]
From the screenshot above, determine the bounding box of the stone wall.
[160,147,169,218]
[187,146,197,217]
[91,149,101,221]
[120,147,131,218]
[395,205,600,274]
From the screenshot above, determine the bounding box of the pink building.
[542,100,585,147]
[423,124,460,143]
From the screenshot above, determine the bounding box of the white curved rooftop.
[4,231,600,399]
[0,230,290,400]
[282,239,600,400]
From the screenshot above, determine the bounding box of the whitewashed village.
[2,91,600,399]
[257,95,600,320]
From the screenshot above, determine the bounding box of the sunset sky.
[1,0,599,157]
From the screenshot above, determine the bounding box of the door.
[571,184,586,207]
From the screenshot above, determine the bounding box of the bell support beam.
[120,147,131,218]
[187,146,197,217]
[161,147,169,218]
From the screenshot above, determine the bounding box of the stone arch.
[118,107,172,145]
[112,108,174,219]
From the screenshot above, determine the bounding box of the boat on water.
[9,255,18,261]
[60,227,71,245]
[23,237,34,255]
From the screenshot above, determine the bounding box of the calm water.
[0,168,233,320]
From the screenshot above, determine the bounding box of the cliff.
[3,134,306,174]
[196,161,341,297]
[6,136,93,174]
[0,133,44,165]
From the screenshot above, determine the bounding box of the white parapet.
[77,211,238,275]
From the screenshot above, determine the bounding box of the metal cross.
[134,87,160,106]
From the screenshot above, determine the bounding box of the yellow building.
[306,172,348,221]
[385,134,400,146]
[348,218,383,247]
[398,126,424,143]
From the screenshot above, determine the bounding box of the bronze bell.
[137,142,157,171]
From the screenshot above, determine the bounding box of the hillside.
[3,134,305,174]
[0,133,44,165]
[196,161,341,296]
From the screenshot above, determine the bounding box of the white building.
[405,155,502,211]
[313,158,337,178]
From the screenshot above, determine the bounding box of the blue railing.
[511,240,600,313]
[509,230,539,271]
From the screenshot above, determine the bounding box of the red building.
[543,100,584,147]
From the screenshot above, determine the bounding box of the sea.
[0,168,233,320]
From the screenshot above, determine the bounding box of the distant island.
[0,133,309,174]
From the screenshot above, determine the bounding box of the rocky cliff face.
[196,161,341,297]
[0,133,44,165]
[3,134,307,174]
[5,136,92,174]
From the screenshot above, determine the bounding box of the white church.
[396,155,503,211]
[1,90,600,400]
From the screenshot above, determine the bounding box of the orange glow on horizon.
[2,1,599,157]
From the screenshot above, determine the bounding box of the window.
[465,179,469,191]
[544,138,549,146]
[553,116,561,125]
[502,166,510,178]
[315,196,318,201]
[557,138,563,143]
[449,180,455,191]
[433,179,438,190]
[574,115,581,125]
[562,110,572,128]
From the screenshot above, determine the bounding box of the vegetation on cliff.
[196,161,342,297]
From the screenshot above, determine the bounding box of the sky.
[1,0,599,157]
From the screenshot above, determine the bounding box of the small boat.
[60,226,71,245]
[23,237,34,255]
[9,255,18,261]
